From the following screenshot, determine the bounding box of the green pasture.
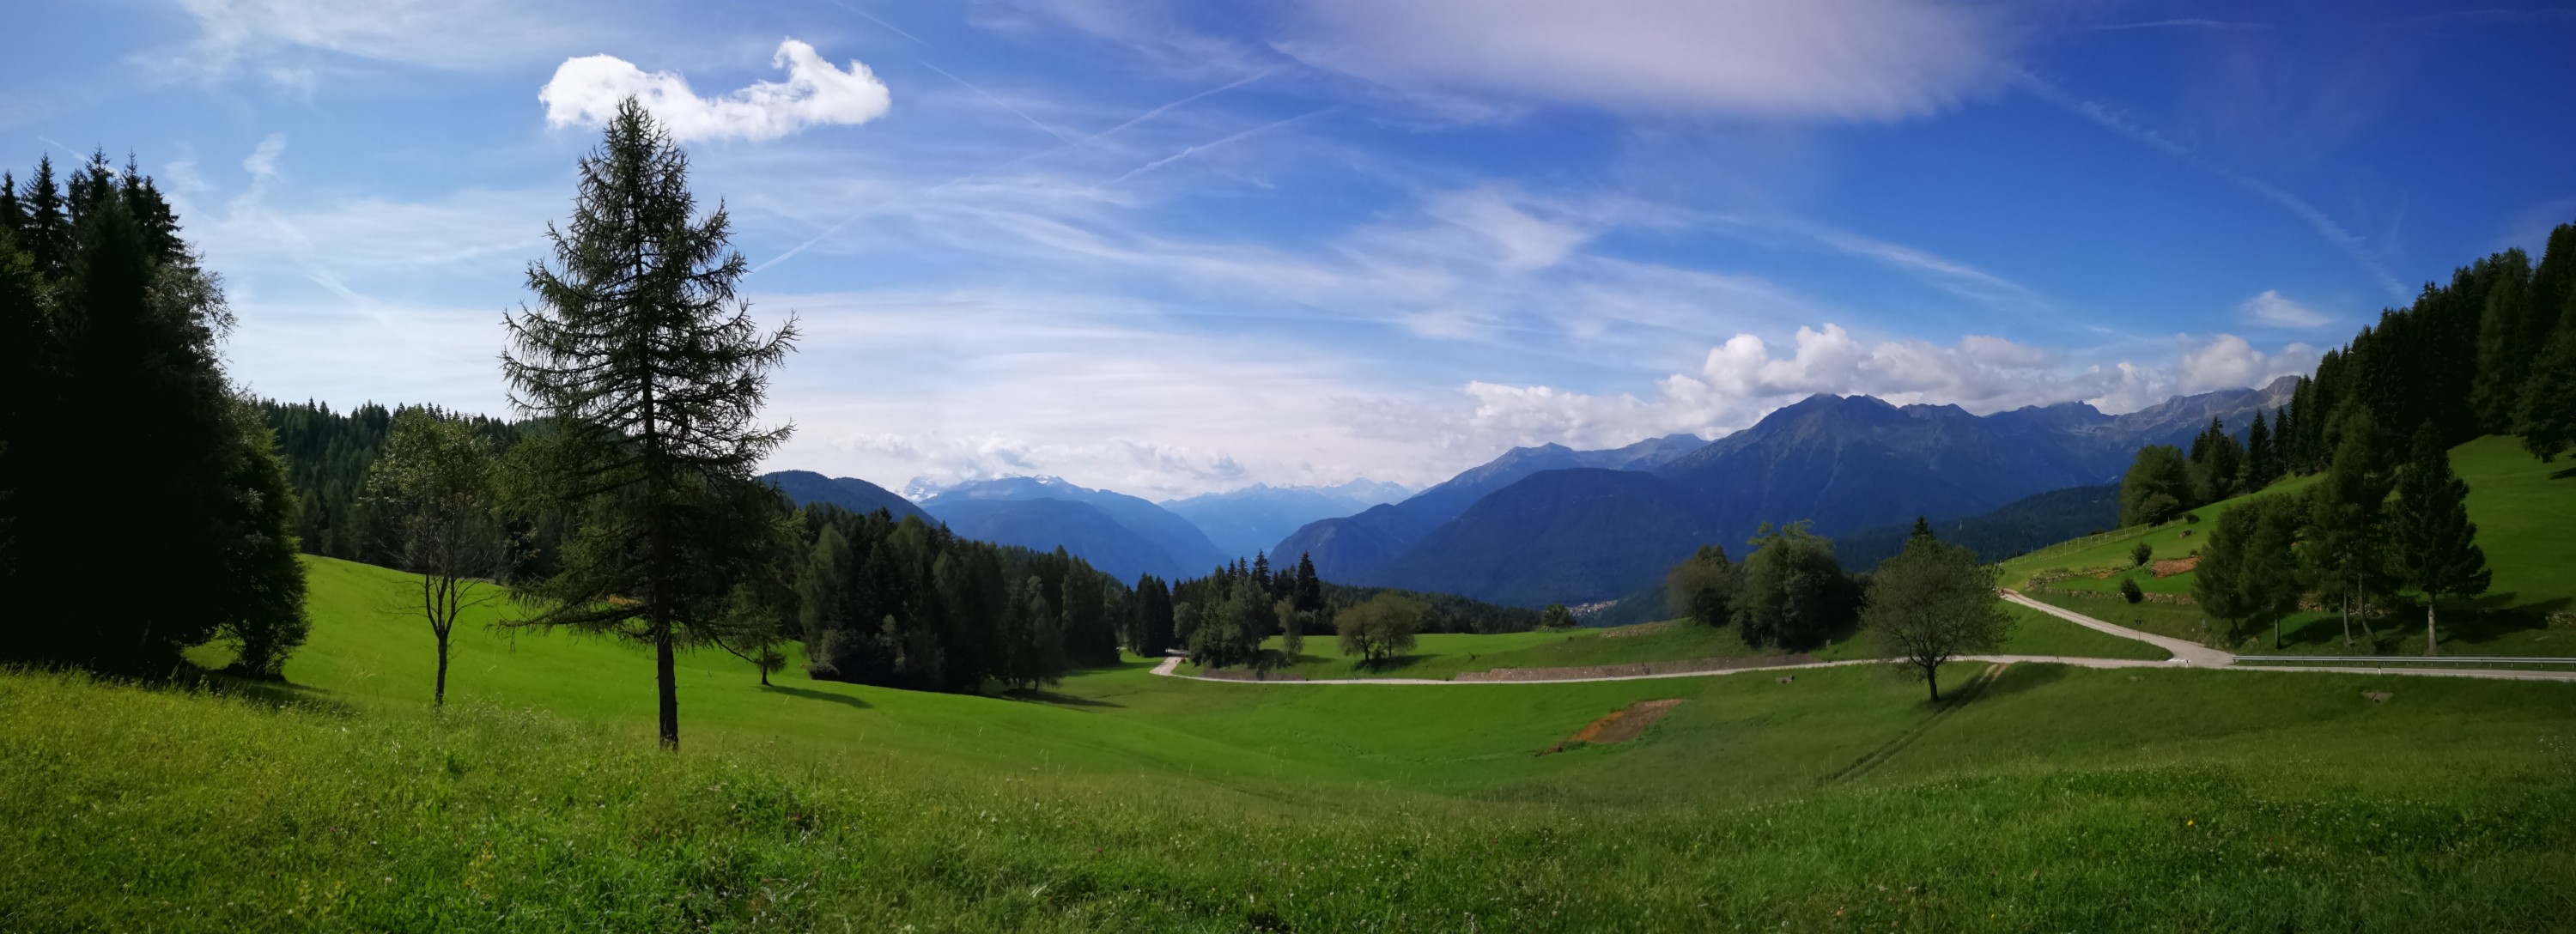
[15,551,2576,931]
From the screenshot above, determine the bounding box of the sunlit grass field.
[10,555,2576,931]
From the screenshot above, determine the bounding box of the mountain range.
[1274,378,2298,607]
[762,379,2293,604]
[761,470,932,524]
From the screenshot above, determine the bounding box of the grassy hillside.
[2002,436,2576,655]
[21,555,2572,930]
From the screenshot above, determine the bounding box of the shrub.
[2119,578,2145,603]
[2129,542,2154,568]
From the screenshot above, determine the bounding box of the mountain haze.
[1162,480,1411,560]
[761,470,932,524]
[920,477,1230,580]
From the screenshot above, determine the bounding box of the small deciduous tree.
[2118,576,2144,604]
[1664,545,1737,628]
[1335,593,1425,667]
[2389,425,2490,656]
[1538,603,1577,630]
[1862,537,2011,701]
[1276,597,1306,658]
[2120,445,2192,526]
[368,407,502,707]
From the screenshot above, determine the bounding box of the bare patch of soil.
[1542,700,1682,754]
[2151,556,2201,578]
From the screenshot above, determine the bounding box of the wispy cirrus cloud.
[2010,68,2409,301]
[2239,289,2331,329]
[1279,0,2011,120]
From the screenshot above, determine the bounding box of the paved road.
[1148,596,2576,686]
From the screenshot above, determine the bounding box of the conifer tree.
[2243,411,2275,490]
[2306,409,2393,650]
[2390,425,2489,656]
[500,100,799,749]
[2515,328,2576,462]
[1292,553,1322,613]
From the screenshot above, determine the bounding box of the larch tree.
[500,99,799,749]
[2389,425,2489,656]
[1862,536,2010,702]
[368,407,503,707]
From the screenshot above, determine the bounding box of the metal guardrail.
[2233,655,2576,666]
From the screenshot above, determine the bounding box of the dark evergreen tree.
[0,152,307,676]
[2515,327,2576,462]
[1292,553,1322,613]
[2390,424,2490,656]
[499,100,800,749]
[1908,515,1934,542]
[2242,410,2275,490]
[2306,409,2394,650]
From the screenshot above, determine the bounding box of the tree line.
[0,152,310,677]
[1664,519,2006,700]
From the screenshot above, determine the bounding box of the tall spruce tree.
[2242,411,2275,490]
[2306,409,2393,650]
[2390,425,2489,656]
[0,154,307,675]
[2515,327,2576,462]
[500,100,799,749]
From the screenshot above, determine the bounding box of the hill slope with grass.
[2002,435,2575,656]
[14,554,2576,930]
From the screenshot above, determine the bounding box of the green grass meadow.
[10,551,2576,931]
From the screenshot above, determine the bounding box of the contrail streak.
[1104,106,1337,186]
[923,61,1078,144]
[2010,68,2407,301]
[831,0,929,45]
[753,70,1278,275]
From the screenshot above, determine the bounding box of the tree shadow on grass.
[1975,661,2069,700]
[1004,688,1122,709]
[164,664,361,717]
[760,682,871,710]
[1352,652,1429,674]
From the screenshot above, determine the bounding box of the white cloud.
[2175,333,2318,396]
[540,39,891,143]
[2239,288,2330,328]
[1360,326,2324,457]
[1280,0,2006,120]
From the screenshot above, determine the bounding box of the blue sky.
[10,1,2574,498]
